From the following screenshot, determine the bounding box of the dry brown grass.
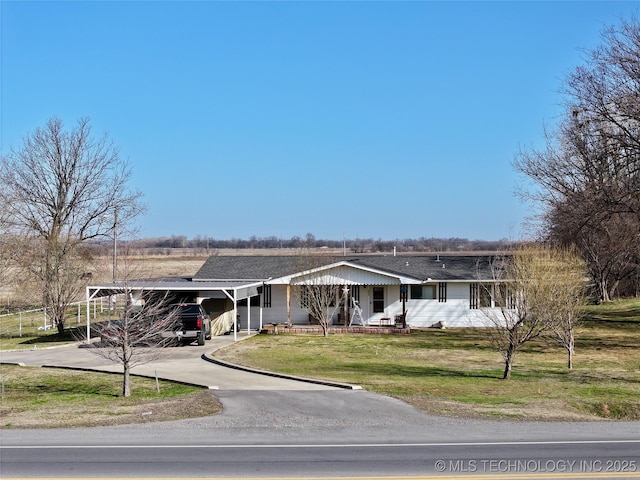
[0,365,222,428]
[2,390,222,428]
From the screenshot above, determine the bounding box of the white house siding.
[238,285,316,328]
[402,283,490,328]
[237,282,494,329]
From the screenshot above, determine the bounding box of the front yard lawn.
[213,301,640,421]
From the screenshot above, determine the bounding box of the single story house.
[86,254,505,339]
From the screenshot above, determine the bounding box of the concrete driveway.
[3,333,639,450]
[0,333,344,391]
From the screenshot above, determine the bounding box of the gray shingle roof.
[194,255,499,282]
[194,256,306,281]
[350,255,497,281]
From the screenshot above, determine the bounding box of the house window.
[300,286,311,309]
[411,285,436,300]
[372,287,385,313]
[479,284,492,308]
[495,283,516,309]
[470,283,496,309]
[438,282,447,302]
[299,285,338,309]
[351,285,360,302]
[238,296,260,307]
[339,285,356,304]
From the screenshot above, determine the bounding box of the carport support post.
[246,298,251,335]
[286,284,291,326]
[233,290,238,342]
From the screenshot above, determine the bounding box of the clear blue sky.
[2,1,638,242]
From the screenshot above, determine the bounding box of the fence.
[0,298,121,339]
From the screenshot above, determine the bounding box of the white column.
[233,289,238,342]
[247,298,251,334]
[259,291,263,330]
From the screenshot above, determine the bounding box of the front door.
[372,287,385,314]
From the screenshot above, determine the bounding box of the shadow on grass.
[583,301,640,322]
[402,330,497,352]
[15,325,85,346]
[583,317,640,328]
[347,361,501,380]
[575,338,640,350]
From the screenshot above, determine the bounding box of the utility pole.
[112,207,118,282]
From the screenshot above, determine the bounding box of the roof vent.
[405,261,409,267]
[442,263,445,269]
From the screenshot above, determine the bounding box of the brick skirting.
[260,324,411,334]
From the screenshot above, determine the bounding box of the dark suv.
[161,303,212,345]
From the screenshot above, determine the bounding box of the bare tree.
[513,16,640,301]
[292,256,341,337]
[89,293,180,397]
[548,207,637,301]
[0,117,144,334]
[544,246,588,369]
[482,246,562,379]
[86,245,180,397]
[297,283,341,337]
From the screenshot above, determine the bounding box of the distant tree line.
[120,234,512,255]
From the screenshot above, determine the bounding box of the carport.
[85,277,264,342]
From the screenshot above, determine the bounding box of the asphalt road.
[3,441,640,478]
[1,335,639,478]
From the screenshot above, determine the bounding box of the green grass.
[0,309,115,350]
[214,300,640,421]
[0,364,221,428]
[2,300,639,424]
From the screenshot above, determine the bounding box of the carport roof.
[87,276,262,299]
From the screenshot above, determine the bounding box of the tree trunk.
[122,342,132,397]
[123,362,131,397]
[56,321,65,336]
[503,344,516,379]
[322,320,329,337]
[600,276,611,303]
[567,334,574,370]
